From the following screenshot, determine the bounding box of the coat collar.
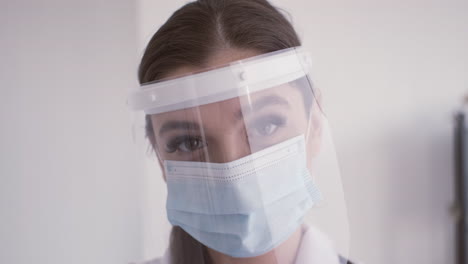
[294,224,341,264]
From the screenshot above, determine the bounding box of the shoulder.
[129,259,161,264]
[130,258,163,264]
[297,224,357,264]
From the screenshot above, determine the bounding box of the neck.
[206,225,304,264]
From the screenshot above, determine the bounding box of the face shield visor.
[128,47,349,263]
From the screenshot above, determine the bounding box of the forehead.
[150,49,309,132]
[163,49,263,80]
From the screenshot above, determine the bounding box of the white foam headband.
[127,47,311,114]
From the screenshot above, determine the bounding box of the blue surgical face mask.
[164,135,322,258]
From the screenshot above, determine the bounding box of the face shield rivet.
[239,71,246,81]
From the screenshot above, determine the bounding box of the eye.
[165,136,207,153]
[251,115,286,137]
[257,122,277,136]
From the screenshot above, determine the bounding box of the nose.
[208,133,252,163]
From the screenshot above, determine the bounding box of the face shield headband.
[127,47,313,115]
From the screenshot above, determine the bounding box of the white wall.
[137,0,468,263]
[2,0,466,263]
[294,1,467,263]
[0,1,143,264]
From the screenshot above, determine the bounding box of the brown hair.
[138,0,301,263]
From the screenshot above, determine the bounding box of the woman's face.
[148,49,325,263]
[150,49,321,168]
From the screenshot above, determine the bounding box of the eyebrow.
[158,95,289,135]
[235,95,290,119]
[159,121,200,136]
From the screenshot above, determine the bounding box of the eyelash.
[165,135,206,153]
[164,115,286,153]
[251,114,286,135]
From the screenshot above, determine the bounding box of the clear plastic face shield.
[128,47,349,263]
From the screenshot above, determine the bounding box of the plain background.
[1,0,468,263]
[1,1,143,264]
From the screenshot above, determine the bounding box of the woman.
[129,0,352,263]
